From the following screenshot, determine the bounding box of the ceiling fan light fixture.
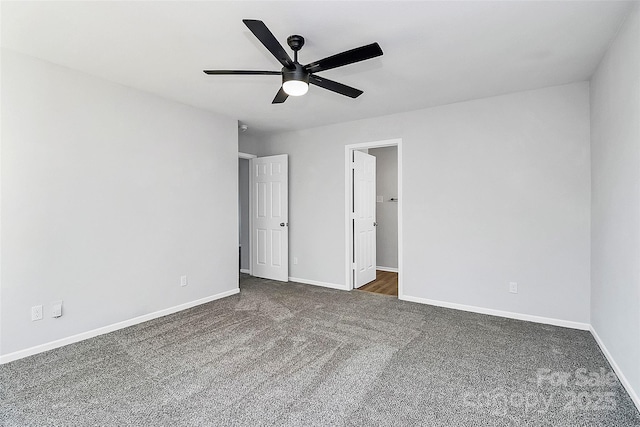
[283,80,309,96]
[282,64,309,96]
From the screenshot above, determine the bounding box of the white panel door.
[353,150,376,287]
[251,155,288,282]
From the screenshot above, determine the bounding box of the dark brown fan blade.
[304,43,383,74]
[309,75,363,98]
[243,19,294,69]
[272,87,289,104]
[203,70,281,75]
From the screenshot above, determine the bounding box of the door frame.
[239,152,256,276]
[344,139,403,296]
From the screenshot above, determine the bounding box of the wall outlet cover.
[180,275,188,287]
[509,282,518,294]
[31,305,43,321]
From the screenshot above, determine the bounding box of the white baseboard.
[376,266,398,273]
[0,288,240,365]
[590,325,640,412]
[240,269,250,274]
[289,277,349,291]
[399,294,590,330]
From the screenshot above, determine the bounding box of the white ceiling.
[1,1,634,134]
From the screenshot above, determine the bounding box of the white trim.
[344,146,352,290]
[376,266,398,273]
[346,139,403,150]
[248,157,253,276]
[238,152,257,159]
[396,140,403,299]
[289,277,349,291]
[240,269,251,274]
[0,288,240,365]
[399,294,590,330]
[590,325,640,412]
[345,139,403,296]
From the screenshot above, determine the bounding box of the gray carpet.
[1,274,639,426]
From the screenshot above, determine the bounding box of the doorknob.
[373,222,378,227]
[280,222,288,227]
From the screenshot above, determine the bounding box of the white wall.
[255,82,591,324]
[590,5,640,406]
[369,146,398,270]
[0,50,239,357]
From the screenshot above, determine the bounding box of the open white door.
[251,155,289,282]
[353,150,376,287]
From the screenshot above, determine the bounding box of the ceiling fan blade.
[243,19,294,69]
[203,70,281,75]
[305,43,383,74]
[309,75,363,98]
[272,87,289,104]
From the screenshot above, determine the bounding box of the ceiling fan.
[203,19,383,104]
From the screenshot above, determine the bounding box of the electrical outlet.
[509,282,518,294]
[293,257,298,265]
[31,305,43,321]
[51,301,63,318]
[180,275,188,287]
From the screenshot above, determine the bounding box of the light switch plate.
[52,301,63,318]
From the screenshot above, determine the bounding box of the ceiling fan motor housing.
[282,63,309,85]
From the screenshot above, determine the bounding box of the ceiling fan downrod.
[287,35,305,64]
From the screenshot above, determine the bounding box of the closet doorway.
[345,139,402,298]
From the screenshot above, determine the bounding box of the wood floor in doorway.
[357,270,398,296]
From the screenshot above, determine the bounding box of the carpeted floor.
[1,274,639,426]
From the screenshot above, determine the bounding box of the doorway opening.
[238,152,256,276]
[344,139,403,298]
